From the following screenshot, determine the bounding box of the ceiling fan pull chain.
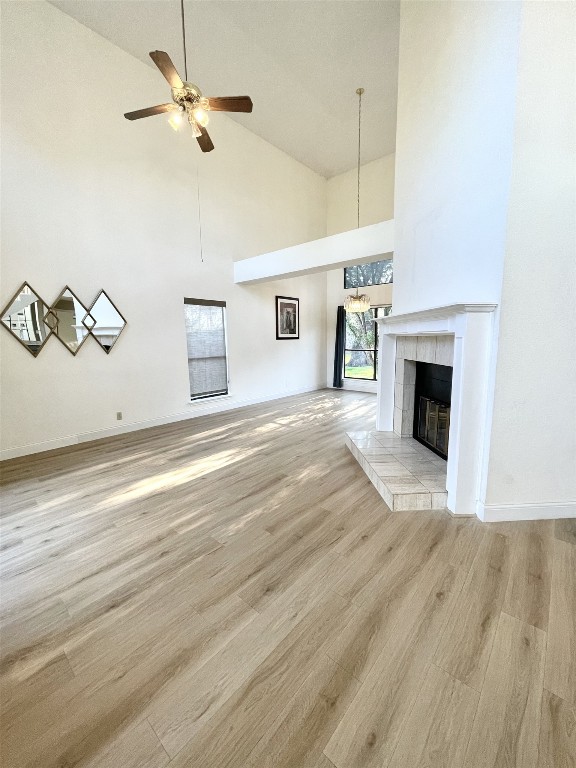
[197,166,204,263]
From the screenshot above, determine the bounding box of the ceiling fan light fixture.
[191,106,210,127]
[168,105,185,131]
[187,114,203,137]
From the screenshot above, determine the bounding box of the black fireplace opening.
[413,362,453,460]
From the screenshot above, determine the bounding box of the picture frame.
[275,295,299,340]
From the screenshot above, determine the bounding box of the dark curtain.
[332,305,345,388]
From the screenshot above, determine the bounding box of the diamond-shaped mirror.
[0,282,53,356]
[49,287,91,355]
[83,290,127,353]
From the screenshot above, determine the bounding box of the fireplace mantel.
[374,302,499,518]
[375,303,498,334]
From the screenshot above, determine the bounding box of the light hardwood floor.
[0,390,574,768]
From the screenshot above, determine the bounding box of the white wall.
[325,155,395,391]
[0,1,328,458]
[390,0,575,520]
[326,154,396,236]
[392,0,521,315]
[484,1,576,513]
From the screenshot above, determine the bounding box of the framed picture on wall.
[275,296,299,340]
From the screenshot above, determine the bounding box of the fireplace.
[374,304,498,517]
[416,397,450,458]
[413,362,452,459]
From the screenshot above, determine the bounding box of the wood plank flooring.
[0,390,574,768]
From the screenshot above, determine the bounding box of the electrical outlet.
[116,412,122,421]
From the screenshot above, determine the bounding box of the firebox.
[413,362,453,460]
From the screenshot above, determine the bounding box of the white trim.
[342,381,377,394]
[479,501,576,522]
[189,393,233,406]
[0,435,79,459]
[376,303,498,327]
[0,385,323,461]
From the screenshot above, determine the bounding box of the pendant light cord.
[181,0,188,81]
[356,87,364,229]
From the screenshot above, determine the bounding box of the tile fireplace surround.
[350,304,499,519]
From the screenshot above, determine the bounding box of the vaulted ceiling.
[49,0,400,178]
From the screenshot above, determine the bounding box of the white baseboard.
[478,500,576,522]
[328,382,377,394]
[0,385,324,461]
[1,434,81,460]
[342,381,377,394]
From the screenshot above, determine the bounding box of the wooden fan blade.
[149,51,183,89]
[124,103,178,120]
[196,126,214,153]
[207,96,253,113]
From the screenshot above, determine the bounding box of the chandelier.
[344,286,371,313]
[344,87,370,313]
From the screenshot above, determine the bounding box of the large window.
[344,258,393,289]
[184,299,228,400]
[344,306,391,380]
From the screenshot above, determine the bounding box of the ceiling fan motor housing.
[172,84,204,107]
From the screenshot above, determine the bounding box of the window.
[344,258,393,289]
[344,306,391,381]
[184,299,228,400]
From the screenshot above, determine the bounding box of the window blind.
[184,299,228,400]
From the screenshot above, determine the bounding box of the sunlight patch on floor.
[103,447,262,507]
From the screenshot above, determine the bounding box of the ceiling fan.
[123,2,253,152]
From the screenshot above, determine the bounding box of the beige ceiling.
[48,0,399,178]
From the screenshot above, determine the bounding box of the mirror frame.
[0,282,55,357]
[49,285,92,356]
[83,289,127,354]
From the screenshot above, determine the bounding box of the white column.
[376,328,395,431]
[446,312,495,516]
